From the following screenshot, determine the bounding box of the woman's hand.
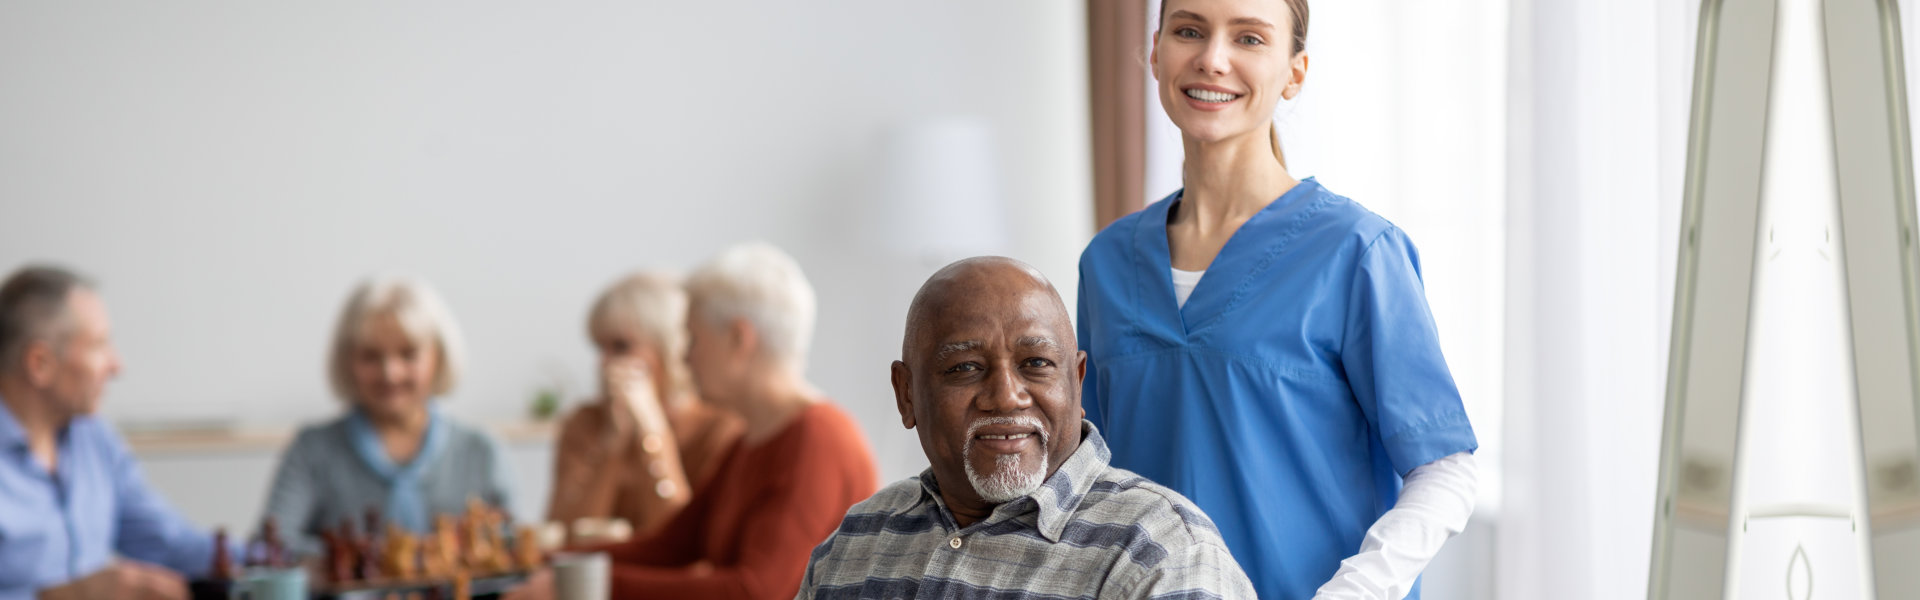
[602,359,670,444]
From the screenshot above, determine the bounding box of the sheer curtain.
[1499,0,1697,598]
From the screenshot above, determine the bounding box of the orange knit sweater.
[603,402,877,599]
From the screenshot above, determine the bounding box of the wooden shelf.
[123,420,559,455]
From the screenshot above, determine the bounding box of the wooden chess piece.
[508,524,538,571]
[321,529,353,584]
[210,528,235,580]
[423,517,459,578]
[419,536,447,577]
[464,512,496,573]
[260,517,286,568]
[482,525,511,573]
[434,515,460,559]
[336,518,370,581]
[381,523,418,579]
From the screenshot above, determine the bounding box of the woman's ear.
[1148,31,1162,81]
[730,317,760,362]
[1282,51,1310,100]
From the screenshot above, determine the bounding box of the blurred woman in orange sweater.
[510,243,877,600]
[546,272,743,540]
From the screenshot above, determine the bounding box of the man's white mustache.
[965,416,1048,446]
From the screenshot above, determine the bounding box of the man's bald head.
[901,256,1071,362]
[891,256,1087,520]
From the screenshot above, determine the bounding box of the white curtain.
[1499,0,1697,598]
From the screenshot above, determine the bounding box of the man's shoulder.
[64,415,131,456]
[836,476,929,524]
[1079,466,1225,546]
[809,476,934,566]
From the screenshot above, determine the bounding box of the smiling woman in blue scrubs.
[1077,1,1480,598]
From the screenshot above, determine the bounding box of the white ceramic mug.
[550,551,610,600]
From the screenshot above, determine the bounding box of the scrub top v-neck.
[1074,177,1477,600]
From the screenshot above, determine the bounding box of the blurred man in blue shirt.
[0,266,218,600]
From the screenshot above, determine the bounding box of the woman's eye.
[1176,27,1202,39]
[1239,35,1265,46]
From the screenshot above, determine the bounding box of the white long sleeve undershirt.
[1311,451,1479,600]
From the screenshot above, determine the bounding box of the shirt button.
[948,536,963,549]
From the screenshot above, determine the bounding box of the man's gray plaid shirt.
[797,422,1255,599]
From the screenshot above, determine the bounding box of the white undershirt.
[1171,267,1205,307]
[1313,451,1479,600]
[1169,269,1477,599]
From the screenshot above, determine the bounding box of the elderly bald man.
[797,257,1254,599]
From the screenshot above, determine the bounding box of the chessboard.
[312,571,531,600]
[316,498,545,595]
[196,497,549,600]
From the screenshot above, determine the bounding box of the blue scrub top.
[1076,178,1477,600]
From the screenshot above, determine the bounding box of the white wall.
[0,1,1092,527]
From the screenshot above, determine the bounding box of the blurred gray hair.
[0,265,94,375]
[587,271,694,399]
[685,243,817,369]
[326,276,467,402]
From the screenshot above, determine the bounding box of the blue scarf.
[345,405,449,532]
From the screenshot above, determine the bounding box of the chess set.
[195,499,547,600]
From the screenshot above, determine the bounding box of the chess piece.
[434,515,461,557]
[210,528,235,581]
[260,517,286,568]
[482,526,511,573]
[382,523,418,579]
[358,519,385,581]
[363,507,385,550]
[423,517,460,578]
[333,518,370,581]
[512,524,543,571]
[321,529,352,583]
[464,511,496,573]
[419,535,448,577]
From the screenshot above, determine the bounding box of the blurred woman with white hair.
[546,272,743,540]
[260,276,513,557]
[506,242,876,600]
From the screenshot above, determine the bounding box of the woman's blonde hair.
[587,271,694,399]
[326,276,466,402]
